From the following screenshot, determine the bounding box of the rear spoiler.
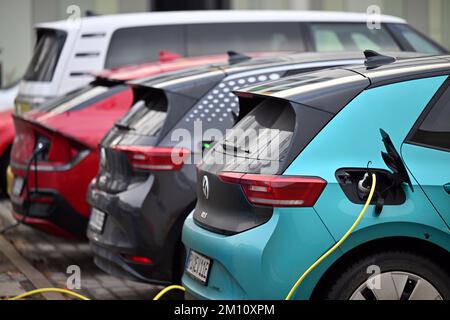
[13,113,92,149]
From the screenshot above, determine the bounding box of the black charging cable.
[0,145,48,234]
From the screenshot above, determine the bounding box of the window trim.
[404,76,450,152]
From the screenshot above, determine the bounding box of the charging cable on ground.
[4,285,186,301]
[5,174,377,301]
[4,288,90,300]
[285,173,377,300]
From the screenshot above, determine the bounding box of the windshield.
[23,29,67,82]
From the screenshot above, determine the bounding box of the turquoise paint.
[182,76,450,300]
[402,143,450,227]
[182,207,336,300]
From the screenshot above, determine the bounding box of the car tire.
[325,250,450,300]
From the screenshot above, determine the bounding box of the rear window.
[309,23,400,52]
[105,26,184,69]
[116,93,168,137]
[24,29,67,82]
[221,100,295,162]
[409,83,450,151]
[187,22,304,56]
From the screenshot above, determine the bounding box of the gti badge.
[202,175,209,200]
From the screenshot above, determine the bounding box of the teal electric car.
[182,52,450,300]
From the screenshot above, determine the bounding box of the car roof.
[132,51,421,89]
[236,54,450,108]
[35,10,406,31]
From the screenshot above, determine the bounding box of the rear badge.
[200,211,208,219]
[202,175,209,199]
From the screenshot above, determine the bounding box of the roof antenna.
[364,50,396,69]
[228,51,252,65]
[85,10,99,17]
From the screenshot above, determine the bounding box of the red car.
[0,109,14,197]
[8,54,227,238]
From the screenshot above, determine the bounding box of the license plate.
[89,208,106,233]
[11,177,24,197]
[185,250,211,285]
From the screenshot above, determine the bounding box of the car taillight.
[113,146,190,171]
[122,255,153,265]
[219,172,327,207]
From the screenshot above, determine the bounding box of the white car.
[0,83,18,111]
[15,10,447,113]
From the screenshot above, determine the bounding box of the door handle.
[444,184,450,194]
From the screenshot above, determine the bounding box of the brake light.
[113,146,190,171]
[219,172,327,207]
[122,255,153,265]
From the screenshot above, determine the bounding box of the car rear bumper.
[181,208,337,300]
[11,189,87,238]
[87,176,193,285]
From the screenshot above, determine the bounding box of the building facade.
[0,0,449,88]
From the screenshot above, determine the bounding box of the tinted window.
[221,100,295,162]
[390,24,444,54]
[409,84,450,151]
[187,23,304,56]
[309,23,400,52]
[105,26,184,69]
[117,93,167,137]
[24,29,67,82]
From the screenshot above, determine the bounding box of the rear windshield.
[116,93,168,137]
[24,29,67,82]
[309,23,400,52]
[221,99,295,162]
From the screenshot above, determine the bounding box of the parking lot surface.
[0,200,159,300]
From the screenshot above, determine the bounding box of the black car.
[86,51,417,285]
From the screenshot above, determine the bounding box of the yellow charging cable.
[153,285,186,300]
[5,285,186,300]
[6,288,91,300]
[285,173,377,300]
[5,175,376,301]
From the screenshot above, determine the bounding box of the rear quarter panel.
[0,110,14,156]
[283,76,450,298]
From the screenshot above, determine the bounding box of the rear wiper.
[114,122,135,131]
[222,141,249,154]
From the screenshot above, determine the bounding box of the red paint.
[0,110,15,156]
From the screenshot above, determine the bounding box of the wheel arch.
[310,223,450,299]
